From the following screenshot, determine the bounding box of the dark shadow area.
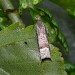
[42,58,51,62]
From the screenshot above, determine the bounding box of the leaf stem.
[0,0,25,26]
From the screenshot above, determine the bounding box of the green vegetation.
[0,0,75,75]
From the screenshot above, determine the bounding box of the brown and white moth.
[36,16,51,61]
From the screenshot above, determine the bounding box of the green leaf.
[0,22,27,47]
[0,40,67,75]
[0,22,67,75]
[50,0,75,18]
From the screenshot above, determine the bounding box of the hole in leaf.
[24,42,28,45]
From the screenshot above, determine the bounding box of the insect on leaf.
[36,16,51,61]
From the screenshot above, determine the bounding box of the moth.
[36,16,51,61]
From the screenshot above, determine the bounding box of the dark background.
[13,0,75,64]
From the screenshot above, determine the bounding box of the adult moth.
[36,16,51,61]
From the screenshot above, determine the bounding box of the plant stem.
[0,0,25,26]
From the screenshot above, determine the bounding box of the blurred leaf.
[0,9,9,30]
[70,72,75,75]
[58,32,69,53]
[45,22,57,43]
[19,0,43,13]
[0,43,67,75]
[50,0,75,18]
[65,62,75,75]
[65,63,75,71]
[19,0,43,8]
[0,68,10,75]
